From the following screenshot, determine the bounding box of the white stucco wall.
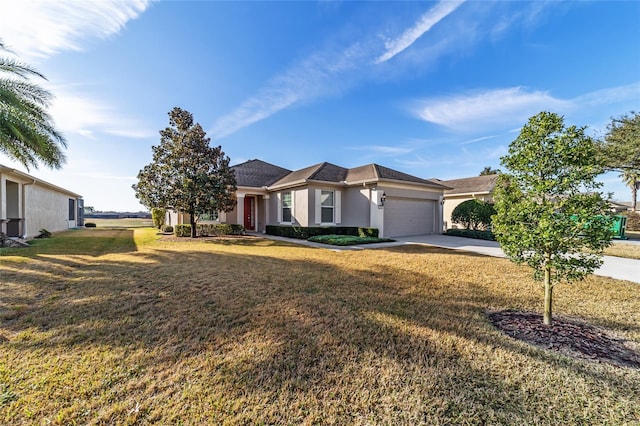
[24,184,77,237]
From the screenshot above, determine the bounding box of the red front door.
[244,197,255,231]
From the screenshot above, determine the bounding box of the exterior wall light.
[380,192,386,207]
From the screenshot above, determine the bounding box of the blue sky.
[1,0,638,211]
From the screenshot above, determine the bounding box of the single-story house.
[168,159,449,238]
[437,174,499,229]
[609,200,633,213]
[0,165,83,238]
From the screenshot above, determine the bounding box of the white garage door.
[384,198,436,237]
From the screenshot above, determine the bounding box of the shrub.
[161,225,174,233]
[445,228,496,241]
[620,211,640,231]
[266,225,378,240]
[174,224,191,237]
[84,222,97,228]
[308,234,393,246]
[151,208,166,229]
[174,223,245,237]
[451,199,496,230]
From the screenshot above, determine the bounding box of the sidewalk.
[395,235,639,284]
[257,233,639,283]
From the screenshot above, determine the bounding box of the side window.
[282,191,292,223]
[68,199,75,220]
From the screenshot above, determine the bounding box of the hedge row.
[445,228,496,241]
[174,223,245,237]
[266,225,378,240]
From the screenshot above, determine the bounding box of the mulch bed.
[488,310,640,369]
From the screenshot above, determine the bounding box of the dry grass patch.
[0,229,639,424]
[604,242,640,260]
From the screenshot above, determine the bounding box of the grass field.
[85,218,153,228]
[1,228,639,424]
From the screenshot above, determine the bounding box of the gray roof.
[231,159,291,188]
[270,161,447,189]
[230,159,448,190]
[439,174,499,195]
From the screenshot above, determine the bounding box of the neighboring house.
[609,200,633,213]
[168,159,449,238]
[438,174,499,229]
[0,165,83,238]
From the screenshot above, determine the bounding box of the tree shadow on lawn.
[1,242,638,422]
[0,228,138,257]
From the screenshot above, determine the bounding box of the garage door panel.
[384,198,435,237]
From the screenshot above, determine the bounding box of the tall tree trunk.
[632,179,638,212]
[543,253,553,326]
[189,210,197,238]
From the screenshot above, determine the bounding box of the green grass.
[308,234,394,246]
[85,217,153,228]
[1,229,638,424]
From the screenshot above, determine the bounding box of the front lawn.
[1,228,638,424]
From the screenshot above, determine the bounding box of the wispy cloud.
[50,87,155,139]
[460,134,498,145]
[0,0,153,59]
[375,0,465,64]
[210,40,372,140]
[410,82,640,131]
[412,87,568,131]
[210,2,468,140]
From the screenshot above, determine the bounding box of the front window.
[321,190,334,223]
[282,191,292,223]
[199,211,219,222]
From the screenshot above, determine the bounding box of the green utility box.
[611,215,627,239]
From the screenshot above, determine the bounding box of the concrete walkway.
[257,233,639,283]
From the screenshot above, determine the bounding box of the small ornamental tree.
[133,107,237,238]
[451,199,496,230]
[493,112,613,326]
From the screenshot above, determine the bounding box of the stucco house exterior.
[0,165,83,238]
[437,174,498,229]
[168,159,449,238]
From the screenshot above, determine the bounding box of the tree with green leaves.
[600,112,639,211]
[133,107,237,238]
[0,40,66,169]
[479,166,500,176]
[493,112,612,326]
[451,199,496,230]
[620,171,639,212]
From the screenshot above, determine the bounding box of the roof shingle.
[440,174,499,195]
[231,159,291,188]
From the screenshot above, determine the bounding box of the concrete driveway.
[395,234,639,284]
[258,232,639,283]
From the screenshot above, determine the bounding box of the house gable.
[439,174,498,196]
[231,159,291,188]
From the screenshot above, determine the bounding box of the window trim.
[280,191,294,224]
[315,189,341,225]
